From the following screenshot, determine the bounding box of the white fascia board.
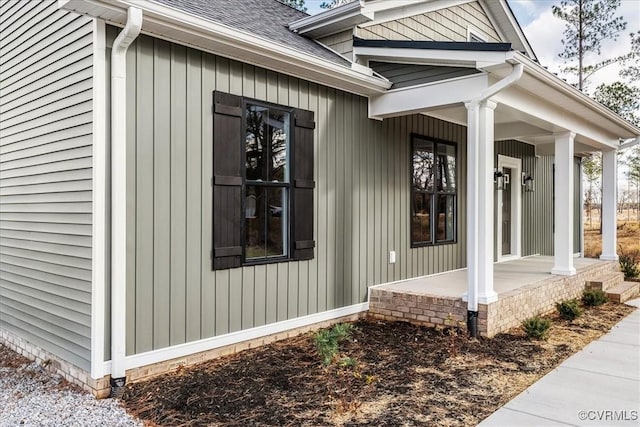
[493,86,620,149]
[60,0,390,96]
[354,45,513,68]
[515,52,640,139]
[480,0,537,60]
[101,302,369,373]
[369,73,489,119]
[360,0,472,28]
[289,0,372,38]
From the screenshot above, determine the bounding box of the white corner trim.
[100,303,369,374]
[90,18,107,380]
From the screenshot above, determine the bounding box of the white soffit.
[59,0,391,96]
[353,45,514,68]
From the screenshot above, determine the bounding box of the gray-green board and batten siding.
[108,28,469,357]
[0,0,93,370]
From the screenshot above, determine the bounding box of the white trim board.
[496,155,522,262]
[101,303,369,374]
[90,18,108,380]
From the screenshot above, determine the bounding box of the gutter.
[465,63,523,338]
[110,6,142,396]
[514,52,640,138]
[619,137,639,150]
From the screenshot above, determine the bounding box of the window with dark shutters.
[212,91,315,269]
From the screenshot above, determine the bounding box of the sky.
[304,0,640,93]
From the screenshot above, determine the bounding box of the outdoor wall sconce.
[522,172,535,192]
[494,169,505,191]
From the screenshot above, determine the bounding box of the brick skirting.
[369,260,619,337]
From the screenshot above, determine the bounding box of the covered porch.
[369,256,621,337]
[356,39,640,334]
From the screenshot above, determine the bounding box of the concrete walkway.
[479,298,640,427]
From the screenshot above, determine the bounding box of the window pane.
[436,195,455,242]
[245,104,289,182]
[437,143,456,192]
[411,192,431,244]
[412,140,434,191]
[245,186,287,260]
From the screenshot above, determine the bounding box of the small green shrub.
[314,323,354,366]
[556,299,582,320]
[582,289,608,307]
[619,252,640,279]
[522,316,551,340]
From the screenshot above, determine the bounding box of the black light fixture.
[494,169,505,190]
[522,172,534,192]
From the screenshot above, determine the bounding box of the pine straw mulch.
[121,302,634,427]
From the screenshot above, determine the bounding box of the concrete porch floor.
[371,256,605,298]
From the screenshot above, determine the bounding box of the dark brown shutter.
[212,91,243,270]
[292,108,315,260]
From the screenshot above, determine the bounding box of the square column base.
[551,267,577,276]
[599,254,619,261]
[462,292,498,304]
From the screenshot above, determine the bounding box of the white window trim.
[496,155,522,262]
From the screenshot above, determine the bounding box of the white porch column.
[600,149,618,260]
[465,100,498,311]
[552,132,577,275]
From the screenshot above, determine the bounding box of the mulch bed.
[121,302,633,426]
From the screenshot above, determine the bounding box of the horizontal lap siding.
[358,1,501,42]
[0,0,93,370]
[118,31,467,356]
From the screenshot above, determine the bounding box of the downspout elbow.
[111,8,143,77]
[110,6,142,397]
[469,63,524,107]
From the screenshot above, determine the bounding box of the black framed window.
[244,103,290,261]
[211,91,315,270]
[411,135,457,246]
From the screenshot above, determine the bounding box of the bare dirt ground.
[120,303,633,427]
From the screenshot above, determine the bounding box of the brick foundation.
[369,260,620,337]
[0,329,111,398]
[2,312,365,398]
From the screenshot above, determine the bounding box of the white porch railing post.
[552,132,577,276]
[600,148,618,260]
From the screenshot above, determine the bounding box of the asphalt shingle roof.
[151,0,349,65]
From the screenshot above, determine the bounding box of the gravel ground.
[0,359,142,427]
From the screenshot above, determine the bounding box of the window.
[411,135,457,246]
[211,91,315,269]
[244,103,290,260]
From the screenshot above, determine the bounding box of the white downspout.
[465,63,523,337]
[110,7,142,393]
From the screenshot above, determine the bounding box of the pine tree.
[552,0,627,90]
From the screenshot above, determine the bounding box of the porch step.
[606,281,640,304]
[585,272,625,292]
